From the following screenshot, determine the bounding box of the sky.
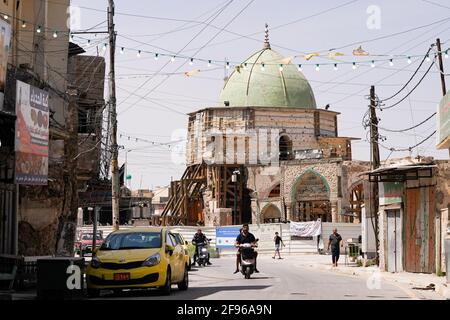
[70,0,450,190]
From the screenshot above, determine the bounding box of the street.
[92,255,443,300]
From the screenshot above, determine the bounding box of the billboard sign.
[215,227,241,248]
[15,80,49,185]
[380,182,403,205]
[0,18,11,110]
[437,91,450,149]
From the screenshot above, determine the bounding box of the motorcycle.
[193,239,211,267]
[239,239,259,279]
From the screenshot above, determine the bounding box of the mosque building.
[158,28,373,226]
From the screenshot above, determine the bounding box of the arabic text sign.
[289,219,322,237]
[215,227,241,248]
[437,91,450,149]
[15,80,49,185]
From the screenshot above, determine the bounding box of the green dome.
[218,48,316,108]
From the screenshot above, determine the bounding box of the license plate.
[114,273,130,281]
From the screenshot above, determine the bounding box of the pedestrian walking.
[273,232,285,259]
[327,228,343,267]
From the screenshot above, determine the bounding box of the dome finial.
[264,23,270,49]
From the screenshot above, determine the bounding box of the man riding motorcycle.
[192,229,212,265]
[234,223,259,274]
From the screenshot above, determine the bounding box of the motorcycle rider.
[234,223,259,274]
[192,228,212,265]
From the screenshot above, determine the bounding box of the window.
[168,233,178,247]
[166,232,175,246]
[100,232,162,250]
[279,135,292,161]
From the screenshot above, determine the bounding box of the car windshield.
[82,234,102,240]
[100,232,162,250]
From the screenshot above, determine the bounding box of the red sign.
[15,80,49,185]
[113,273,130,281]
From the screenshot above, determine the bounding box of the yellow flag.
[328,52,345,59]
[304,53,320,60]
[185,69,200,77]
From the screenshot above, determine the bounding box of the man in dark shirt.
[327,228,343,267]
[234,224,259,274]
[192,229,211,265]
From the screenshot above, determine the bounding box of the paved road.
[95,255,440,300]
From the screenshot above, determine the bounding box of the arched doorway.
[279,135,292,161]
[268,184,280,198]
[261,204,282,223]
[292,170,331,222]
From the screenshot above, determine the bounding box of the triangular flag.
[328,51,345,59]
[304,53,320,60]
[353,46,369,56]
[185,69,200,77]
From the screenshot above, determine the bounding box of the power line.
[323,17,450,53]
[421,0,450,10]
[379,130,436,152]
[379,46,433,102]
[116,0,235,110]
[379,59,436,110]
[378,112,436,132]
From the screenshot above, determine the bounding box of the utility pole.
[369,85,380,264]
[370,86,380,170]
[108,0,119,231]
[436,38,447,96]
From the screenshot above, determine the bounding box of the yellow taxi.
[86,227,188,297]
[172,232,194,270]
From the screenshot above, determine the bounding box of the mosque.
[158,28,373,226]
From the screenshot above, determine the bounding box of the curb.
[301,262,449,299]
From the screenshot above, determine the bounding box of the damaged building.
[159,33,373,227]
[368,156,450,275]
[0,0,108,256]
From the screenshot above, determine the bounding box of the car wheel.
[159,269,171,295]
[87,288,100,298]
[178,267,189,291]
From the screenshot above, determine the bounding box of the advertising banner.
[215,227,241,248]
[437,91,450,149]
[0,19,11,110]
[289,219,322,237]
[379,181,403,205]
[15,80,49,185]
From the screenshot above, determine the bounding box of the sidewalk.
[284,253,449,300]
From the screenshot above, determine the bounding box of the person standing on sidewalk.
[273,232,285,259]
[327,228,343,267]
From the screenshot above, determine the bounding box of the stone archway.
[261,203,282,223]
[291,170,332,222]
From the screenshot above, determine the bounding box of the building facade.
[161,36,372,227]
[370,157,450,275]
